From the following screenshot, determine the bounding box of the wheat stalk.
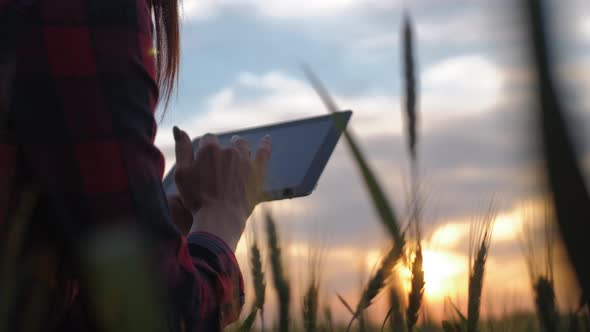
[264,211,290,332]
[535,208,559,332]
[239,237,266,332]
[239,310,259,332]
[467,242,488,332]
[400,12,424,331]
[303,283,318,332]
[406,244,425,331]
[322,306,334,332]
[402,13,418,162]
[467,204,495,332]
[251,240,266,318]
[521,200,559,332]
[303,248,322,332]
[302,66,403,246]
[358,309,368,332]
[525,0,590,305]
[346,241,405,332]
[534,277,559,332]
[382,282,405,332]
[568,311,581,332]
[357,245,401,312]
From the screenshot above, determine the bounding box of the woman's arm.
[12,0,246,329]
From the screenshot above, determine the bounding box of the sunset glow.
[429,222,469,248]
[397,248,466,302]
[422,249,466,301]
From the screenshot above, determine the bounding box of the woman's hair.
[150,0,180,109]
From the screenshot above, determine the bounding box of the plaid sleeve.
[187,232,246,328]
[9,0,243,329]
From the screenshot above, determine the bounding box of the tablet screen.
[235,117,333,191]
[164,111,351,199]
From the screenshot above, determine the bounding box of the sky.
[153,0,590,325]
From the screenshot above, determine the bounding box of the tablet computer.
[163,110,352,201]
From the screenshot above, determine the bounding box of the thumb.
[174,126,193,166]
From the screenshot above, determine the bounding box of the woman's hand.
[172,126,271,250]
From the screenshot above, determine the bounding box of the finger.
[222,147,241,181]
[231,135,251,160]
[198,133,220,151]
[195,133,222,198]
[254,134,271,179]
[174,126,194,166]
[197,133,221,166]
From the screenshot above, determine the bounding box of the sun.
[399,248,466,302]
[423,249,466,300]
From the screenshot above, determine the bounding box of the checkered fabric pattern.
[0,0,244,331]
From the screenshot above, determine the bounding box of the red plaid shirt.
[0,0,244,331]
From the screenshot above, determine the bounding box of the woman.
[0,0,269,330]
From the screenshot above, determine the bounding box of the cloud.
[419,2,523,44]
[578,14,590,41]
[157,53,507,148]
[180,0,218,20]
[550,0,590,43]
[350,33,400,52]
[156,70,403,161]
[180,0,391,21]
[347,0,523,57]
[180,0,501,21]
[421,55,504,114]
